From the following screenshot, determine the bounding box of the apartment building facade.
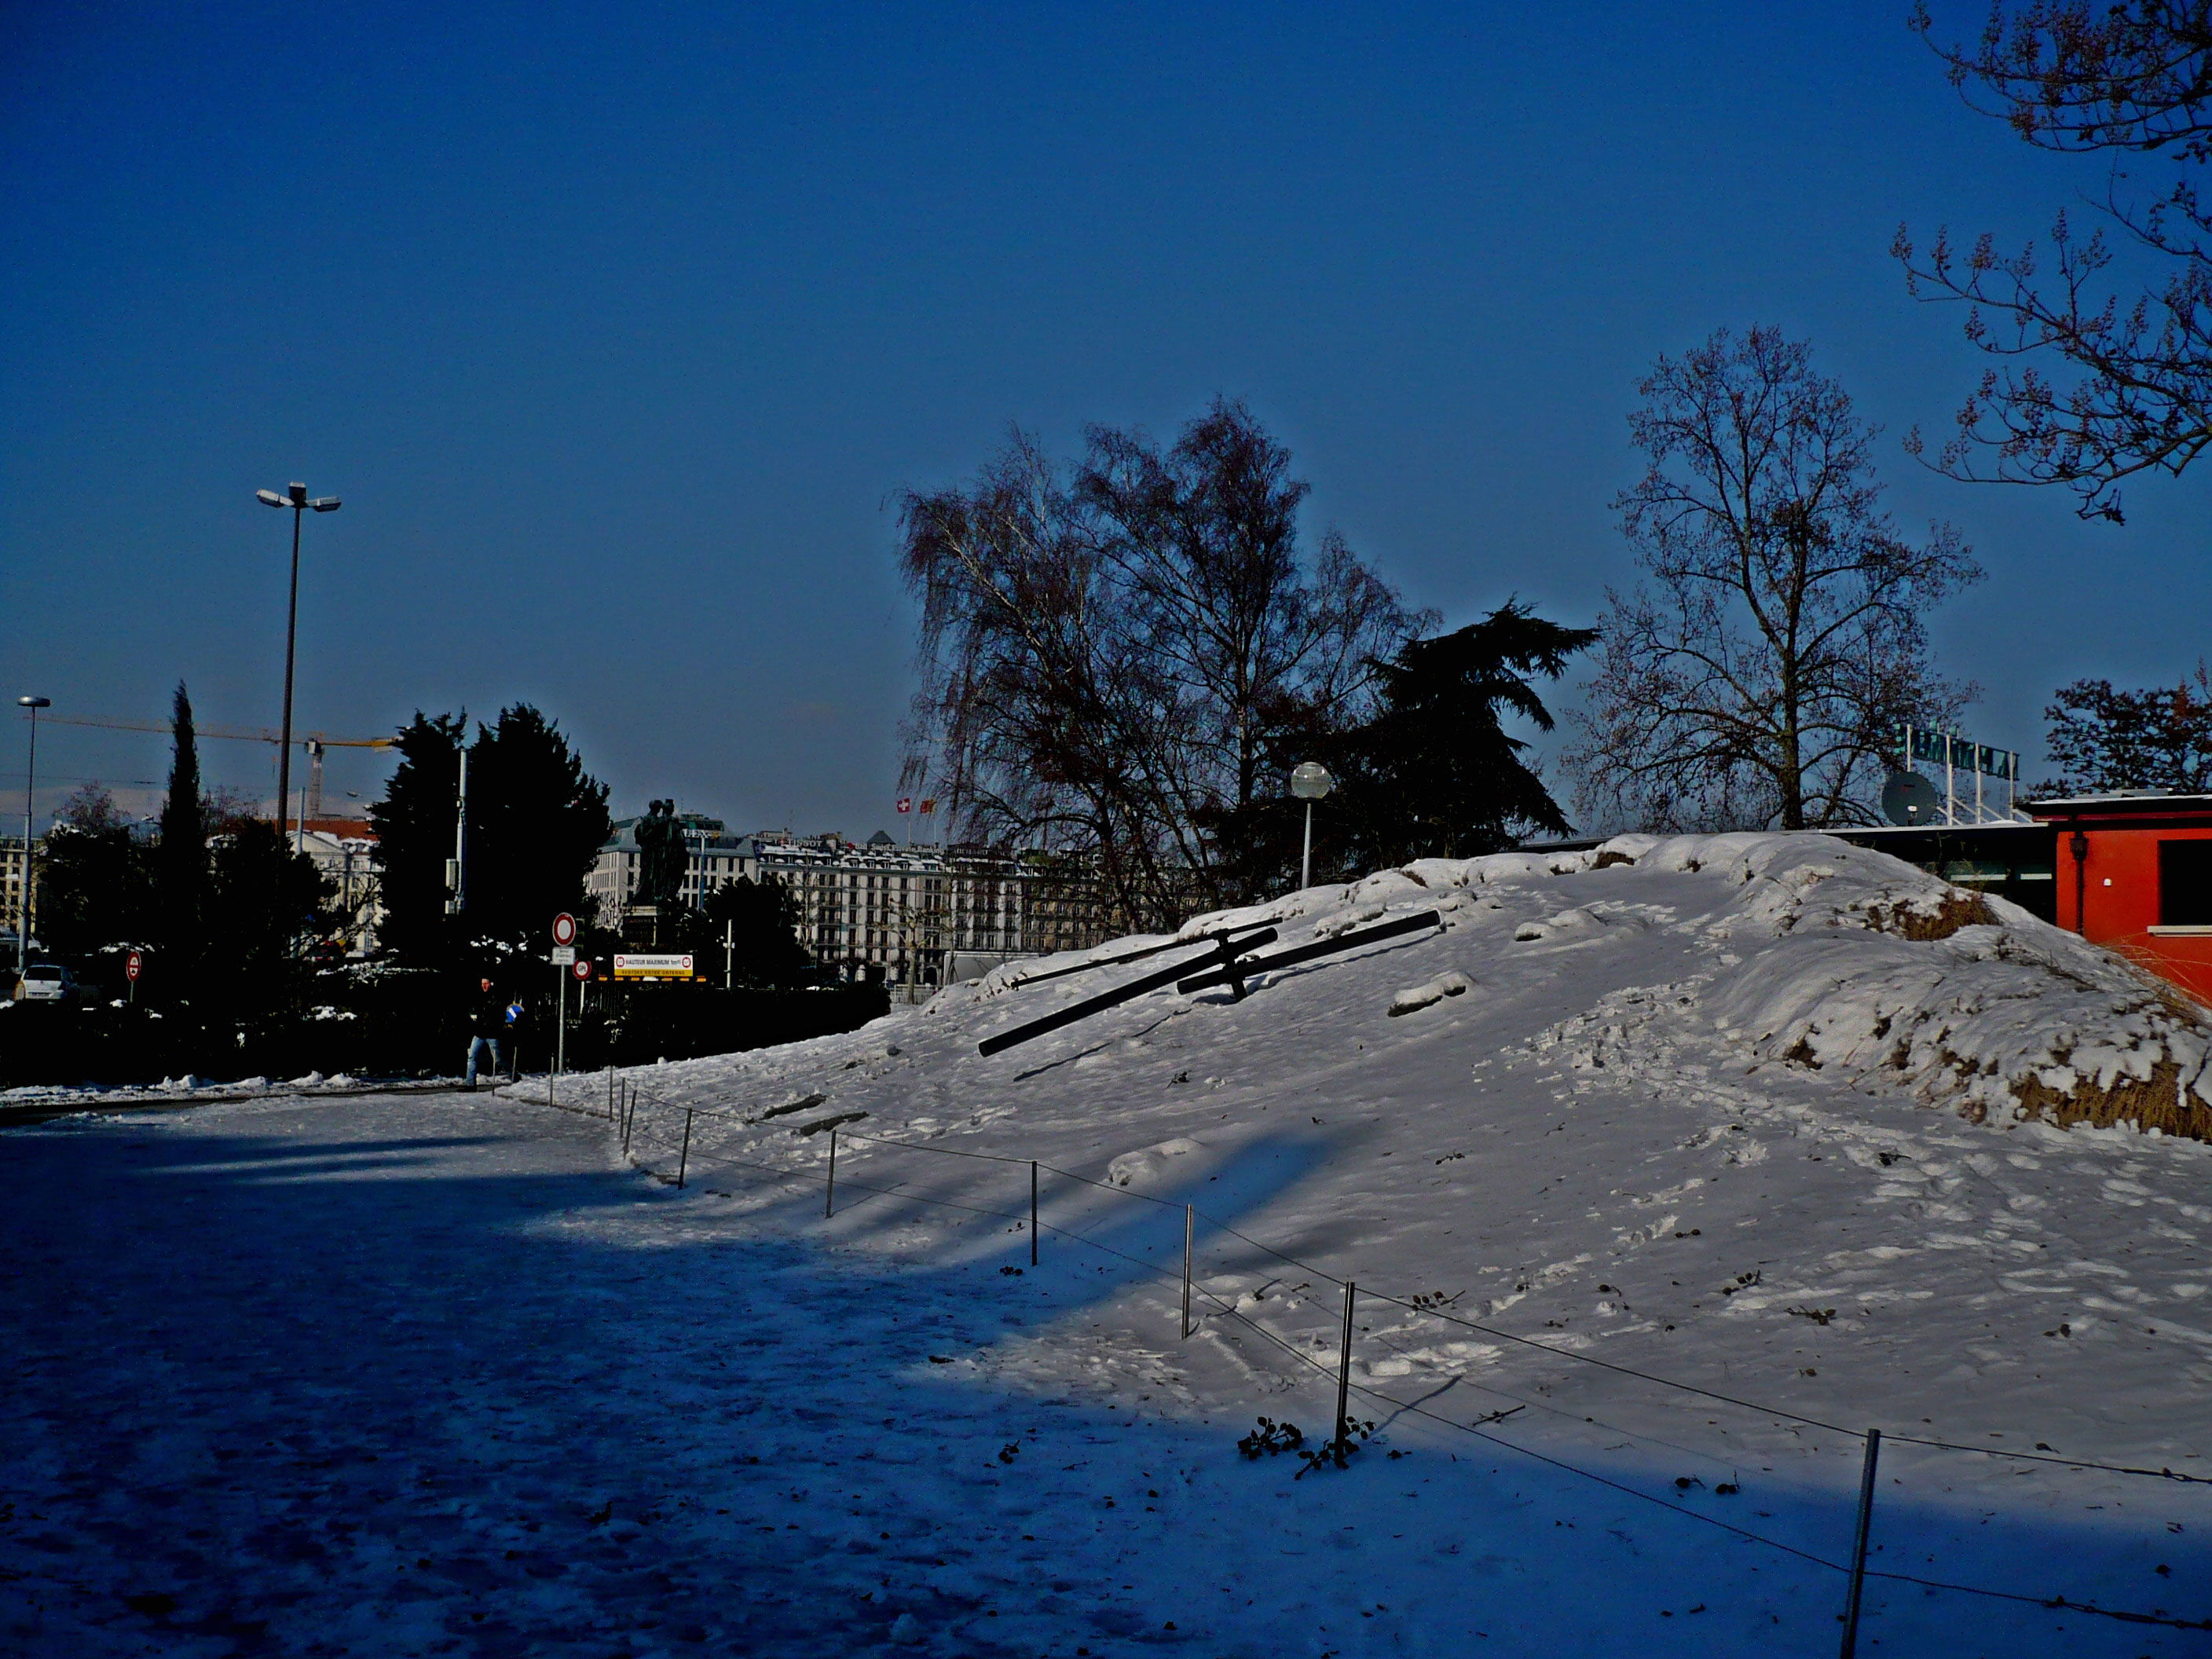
[588,817,1098,985]
[0,836,27,947]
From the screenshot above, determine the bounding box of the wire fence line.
[517,1067,2212,1639]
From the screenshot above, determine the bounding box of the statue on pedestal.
[632,799,688,911]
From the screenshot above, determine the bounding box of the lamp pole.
[1290,760,1335,892]
[256,482,340,852]
[16,695,49,978]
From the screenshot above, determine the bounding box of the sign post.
[551,914,577,1086]
[571,957,591,1052]
[125,949,142,1005]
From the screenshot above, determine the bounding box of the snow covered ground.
[5,833,2210,1654]
[0,1074,376,1112]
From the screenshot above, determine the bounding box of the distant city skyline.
[7,3,2207,840]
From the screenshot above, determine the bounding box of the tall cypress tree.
[157,680,207,976]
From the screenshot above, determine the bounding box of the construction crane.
[25,713,396,822]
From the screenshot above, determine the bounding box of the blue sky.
[5,2,2205,837]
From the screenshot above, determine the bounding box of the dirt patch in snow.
[1859,889,1996,942]
[2008,1057,2212,1139]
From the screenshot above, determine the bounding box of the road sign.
[572,958,593,981]
[124,950,142,982]
[551,945,576,965]
[613,953,694,980]
[551,912,577,947]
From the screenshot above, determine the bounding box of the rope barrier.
[1358,1287,1858,1436]
[548,1075,2212,1635]
[585,1073,2211,1487]
[1882,1432,2212,1485]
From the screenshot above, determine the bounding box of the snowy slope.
[560,831,2212,1635]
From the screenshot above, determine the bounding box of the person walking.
[464,975,508,1087]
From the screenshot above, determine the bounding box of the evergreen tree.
[467,705,612,946]
[1337,602,1598,863]
[368,705,609,962]
[199,819,333,1021]
[699,874,809,985]
[156,681,206,973]
[368,712,467,961]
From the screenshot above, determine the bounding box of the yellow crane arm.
[28,713,397,749]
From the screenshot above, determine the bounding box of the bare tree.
[1897,2,2212,521]
[899,401,1421,928]
[1569,328,1982,832]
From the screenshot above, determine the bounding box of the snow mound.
[650,831,2211,1144]
[1390,969,1474,1016]
[555,828,2212,1518]
[1106,1137,1207,1188]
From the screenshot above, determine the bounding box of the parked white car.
[13,963,75,1003]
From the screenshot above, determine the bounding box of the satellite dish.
[1882,770,1939,826]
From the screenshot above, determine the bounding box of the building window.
[2159,840,2212,925]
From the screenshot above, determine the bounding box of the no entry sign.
[551,912,577,947]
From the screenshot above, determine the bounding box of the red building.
[2025,793,2212,1004]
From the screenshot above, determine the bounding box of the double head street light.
[1291,760,1335,892]
[16,694,50,981]
[257,482,340,851]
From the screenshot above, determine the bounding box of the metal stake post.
[825,1126,839,1218]
[1181,1205,1195,1339]
[677,1108,692,1188]
[1334,1280,1357,1458]
[554,964,566,1097]
[1030,1161,1039,1266]
[1838,1428,1882,1658]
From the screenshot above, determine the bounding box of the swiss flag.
[895,797,912,813]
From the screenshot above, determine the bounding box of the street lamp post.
[256,482,340,852]
[1290,760,1335,892]
[16,695,50,980]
